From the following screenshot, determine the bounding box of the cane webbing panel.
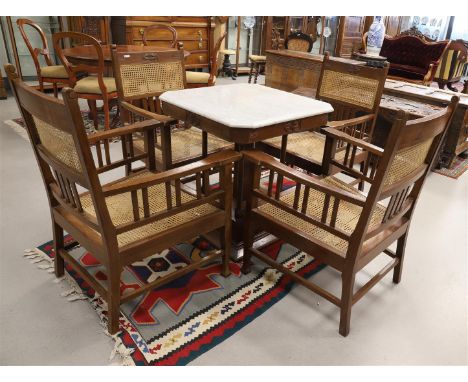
[319,70,379,110]
[258,176,386,255]
[264,131,349,164]
[119,62,184,98]
[287,39,311,52]
[33,116,82,173]
[80,172,220,248]
[133,127,233,163]
[383,138,433,187]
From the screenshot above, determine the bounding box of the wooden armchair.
[111,47,233,170]
[434,39,468,92]
[260,53,389,181]
[185,32,227,88]
[16,18,72,97]
[53,32,118,130]
[6,63,241,335]
[142,25,179,49]
[242,97,458,336]
[285,31,313,53]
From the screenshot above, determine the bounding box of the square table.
[160,84,333,258]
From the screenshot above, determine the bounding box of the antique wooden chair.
[6,63,240,335]
[185,32,227,88]
[53,31,118,130]
[285,31,313,53]
[142,24,179,48]
[248,55,267,84]
[434,39,468,92]
[260,53,389,182]
[242,97,458,336]
[111,46,233,171]
[16,19,72,97]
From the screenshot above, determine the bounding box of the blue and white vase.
[367,16,386,56]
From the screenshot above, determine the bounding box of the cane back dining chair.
[260,53,389,182]
[6,63,241,334]
[185,32,227,88]
[242,97,458,336]
[53,31,118,131]
[285,31,314,52]
[16,18,72,97]
[111,46,233,171]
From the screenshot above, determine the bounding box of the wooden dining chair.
[260,53,389,183]
[53,31,118,130]
[185,32,227,88]
[285,31,314,53]
[16,18,72,97]
[142,24,179,48]
[242,96,458,336]
[6,63,241,335]
[111,46,233,171]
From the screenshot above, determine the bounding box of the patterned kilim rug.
[25,235,325,365]
[433,156,468,179]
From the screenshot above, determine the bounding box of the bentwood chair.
[285,31,313,53]
[53,32,118,130]
[142,25,179,49]
[260,53,389,182]
[111,47,233,170]
[242,96,458,336]
[16,19,72,97]
[6,63,240,335]
[185,32,227,88]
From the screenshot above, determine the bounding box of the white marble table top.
[160,84,334,129]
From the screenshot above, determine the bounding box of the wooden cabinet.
[66,16,111,44]
[335,16,366,57]
[264,16,311,52]
[123,16,215,70]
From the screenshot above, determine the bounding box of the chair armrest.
[243,150,366,206]
[87,119,162,145]
[121,101,178,125]
[322,127,384,156]
[325,114,375,131]
[102,149,241,196]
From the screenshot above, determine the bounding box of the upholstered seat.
[80,171,220,248]
[133,127,233,164]
[185,71,214,84]
[258,176,386,255]
[249,55,266,62]
[39,65,69,79]
[73,76,117,94]
[220,49,236,55]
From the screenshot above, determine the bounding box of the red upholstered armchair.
[380,34,449,86]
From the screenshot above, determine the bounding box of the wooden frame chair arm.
[243,150,366,206]
[120,101,178,125]
[325,114,375,131]
[87,119,163,145]
[322,127,384,157]
[102,149,241,197]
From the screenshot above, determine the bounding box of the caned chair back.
[317,53,389,118]
[285,31,313,52]
[142,25,178,48]
[17,19,54,74]
[4,64,113,242]
[53,32,106,86]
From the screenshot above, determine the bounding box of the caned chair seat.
[257,176,386,255]
[249,55,267,63]
[80,171,220,248]
[73,76,117,94]
[185,71,214,84]
[133,127,233,163]
[264,131,351,164]
[40,65,69,79]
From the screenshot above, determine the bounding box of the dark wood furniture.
[242,97,458,336]
[384,79,468,167]
[142,24,178,48]
[261,53,389,179]
[53,32,118,130]
[285,31,314,52]
[122,17,214,70]
[0,69,7,99]
[66,16,111,45]
[6,63,241,334]
[16,18,72,97]
[335,16,367,58]
[248,55,267,84]
[264,17,319,52]
[434,39,468,91]
[185,32,226,88]
[111,47,232,170]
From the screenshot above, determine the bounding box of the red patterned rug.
[26,235,325,365]
[433,156,468,179]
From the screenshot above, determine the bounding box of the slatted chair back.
[142,25,178,48]
[17,19,55,75]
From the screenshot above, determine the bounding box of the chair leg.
[52,83,58,98]
[39,78,44,93]
[254,64,261,84]
[248,61,255,84]
[392,232,408,284]
[241,217,255,274]
[103,97,111,131]
[339,271,356,337]
[222,224,232,277]
[87,100,99,130]
[53,221,64,278]
[107,265,122,335]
